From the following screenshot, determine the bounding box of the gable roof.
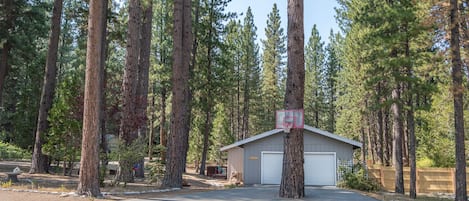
[220,125,362,151]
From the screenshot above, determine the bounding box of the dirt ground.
[0,161,454,201]
[0,161,230,201]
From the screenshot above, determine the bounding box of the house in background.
[220,125,362,186]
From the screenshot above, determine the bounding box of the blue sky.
[225,0,340,46]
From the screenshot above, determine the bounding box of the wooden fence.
[368,166,469,194]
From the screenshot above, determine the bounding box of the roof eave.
[220,125,363,151]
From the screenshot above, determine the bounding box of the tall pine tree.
[240,7,260,139]
[260,3,286,131]
[304,25,325,129]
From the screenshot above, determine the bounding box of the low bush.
[338,164,380,192]
[0,142,31,160]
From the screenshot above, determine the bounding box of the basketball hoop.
[275,109,304,133]
[283,116,294,133]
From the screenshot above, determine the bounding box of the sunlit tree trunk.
[159,87,167,161]
[162,0,192,188]
[279,0,305,198]
[450,0,467,200]
[76,0,105,196]
[30,0,63,174]
[134,0,152,179]
[391,86,404,194]
[118,0,141,183]
[98,0,109,187]
[0,0,14,104]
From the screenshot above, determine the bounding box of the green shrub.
[417,157,435,168]
[147,158,165,184]
[147,145,167,184]
[0,142,31,160]
[338,164,380,192]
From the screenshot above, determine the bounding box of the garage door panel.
[261,152,336,186]
[304,154,335,185]
[261,152,283,184]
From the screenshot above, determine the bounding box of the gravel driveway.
[125,185,379,201]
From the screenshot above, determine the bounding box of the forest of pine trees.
[1,0,469,198]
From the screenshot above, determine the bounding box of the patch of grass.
[1,180,12,188]
[0,142,31,160]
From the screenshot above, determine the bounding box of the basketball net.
[283,115,294,133]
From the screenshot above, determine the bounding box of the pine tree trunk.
[365,104,375,164]
[450,1,467,200]
[384,110,392,166]
[200,104,211,175]
[403,32,417,199]
[242,86,249,139]
[408,98,416,199]
[391,87,404,194]
[360,125,367,168]
[76,0,104,196]
[118,0,141,183]
[162,0,192,188]
[98,0,108,186]
[0,42,10,105]
[0,0,13,104]
[159,87,167,161]
[402,124,409,167]
[314,90,319,128]
[148,94,154,160]
[30,0,63,174]
[134,0,152,179]
[460,0,469,77]
[237,69,241,140]
[200,1,214,174]
[376,91,384,165]
[279,0,304,198]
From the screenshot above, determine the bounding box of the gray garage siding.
[243,133,283,184]
[242,130,354,185]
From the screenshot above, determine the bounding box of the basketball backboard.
[276,109,304,133]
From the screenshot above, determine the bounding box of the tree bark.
[391,86,404,194]
[159,87,167,162]
[0,0,14,104]
[199,98,211,175]
[450,0,467,200]
[134,0,152,179]
[360,125,367,168]
[384,109,392,166]
[403,31,416,199]
[30,0,63,174]
[98,0,109,187]
[200,0,215,176]
[376,92,384,165]
[408,97,416,199]
[118,0,141,183]
[242,81,250,139]
[76,0,105,196]
[279,0,304,198]
[0,42,10,105]
[162,0,192,188]
[237,64,241,140]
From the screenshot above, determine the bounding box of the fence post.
[451,168,456,194]
[380,166,385,188]
[415,168,419,194]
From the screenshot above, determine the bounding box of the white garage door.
[261,152,336,186]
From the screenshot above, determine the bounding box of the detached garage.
[220,125,362,186]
